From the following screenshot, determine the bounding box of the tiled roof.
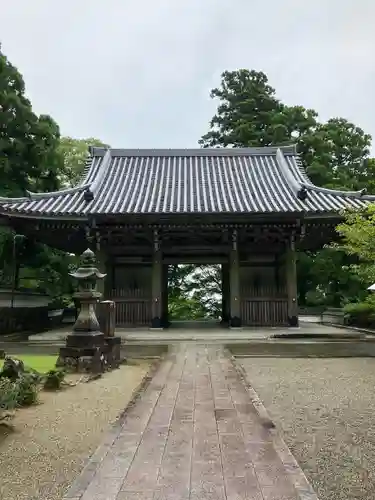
[0,146,373,217]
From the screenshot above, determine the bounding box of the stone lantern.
[70,248,105,334]
[56,248,120,373]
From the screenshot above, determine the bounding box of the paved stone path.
[64,346,317,500]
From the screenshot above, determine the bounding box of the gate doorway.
[164,263,225,328]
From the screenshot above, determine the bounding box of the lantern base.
[66,331,105,348]
[56,333,122,373]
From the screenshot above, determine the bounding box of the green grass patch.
[0,355,57,374]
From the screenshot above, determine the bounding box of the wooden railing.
[109,289,151,326]
[241,298,288,326]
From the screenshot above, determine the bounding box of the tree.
[167,264,222,320]
[197,68,375,312]
[58,137,109,187]
[199,69,318,149]
[200,69,372,193]
[0,48,80,307]
[0,46,62,196]
[334,206,375,283]
[301,118,372,189]
[301,248,365,307]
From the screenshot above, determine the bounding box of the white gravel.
[0,362,150,500]
[240,357,375,500]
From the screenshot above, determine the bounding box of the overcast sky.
[1,0,375,150]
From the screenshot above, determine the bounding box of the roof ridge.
[90,145,297,157]
[83,148,112,200]
[275,148,302,195]
[76,150,96,186]
[293,153,312,184]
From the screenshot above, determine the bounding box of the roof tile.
[0,147,372,217]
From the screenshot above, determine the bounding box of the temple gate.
[0,145,371,329]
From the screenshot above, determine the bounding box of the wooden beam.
[164,256,227,264]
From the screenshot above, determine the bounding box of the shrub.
[16,374,39,406]
[0,378,19,422]
[43,369,65,391]
[344,297,375,327]
[24,367,43,385]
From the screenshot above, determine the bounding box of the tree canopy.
[0,46,63,197]
[200,69,372,192]
[0,47,108,306]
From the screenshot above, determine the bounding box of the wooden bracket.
[232,228,238,251]
[153,229,160,252]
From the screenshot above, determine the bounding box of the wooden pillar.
[229,229,241,328]
[161,264,169,327]
[151,230,163,329]
[285,234,299,327]
[106,259,114,299]
[96,248,108,299]
[221,263,230,324]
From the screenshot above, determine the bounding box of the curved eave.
[282,153,375,209]
[0,148,112,219]
[0,210,88,222]
[25,182,91,200]
[0,146,110,205]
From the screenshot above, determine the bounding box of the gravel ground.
[240,357,375,500]
[0,362,150,500]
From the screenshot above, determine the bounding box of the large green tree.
[301,118,372,189]
[0,46,62,196]
[200,69,372,192]
[0,47,80,306]
[200,70,318,149]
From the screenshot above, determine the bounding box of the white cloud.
[1,0,375,148]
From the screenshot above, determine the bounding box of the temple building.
[0,145,372,329]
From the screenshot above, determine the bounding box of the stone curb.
[62,356,164,500]
[227,350,319,500]
[321,321,375,337]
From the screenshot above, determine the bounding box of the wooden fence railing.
[241,298,288,326]
[109,289,151,326]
